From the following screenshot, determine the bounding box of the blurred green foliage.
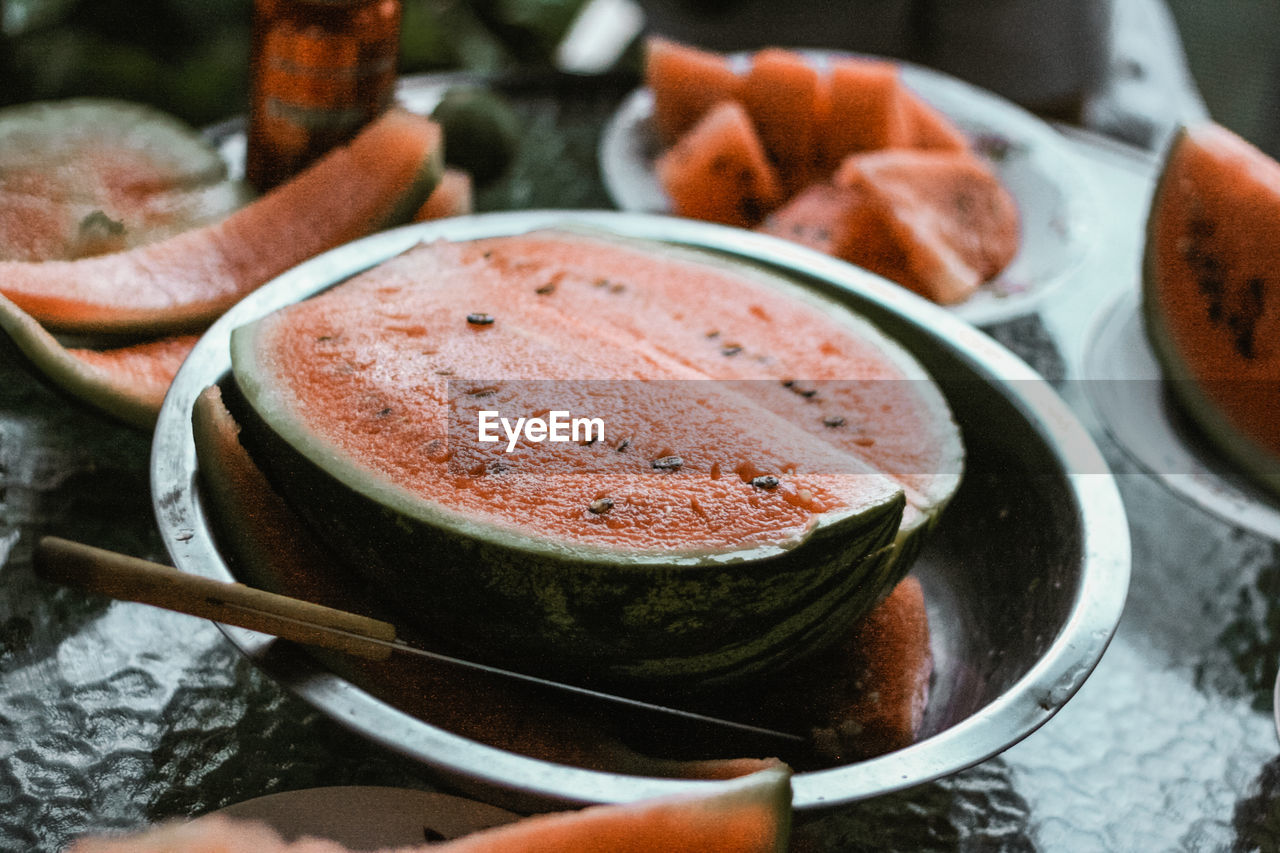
[1,0,589,127]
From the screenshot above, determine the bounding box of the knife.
[34,536,806,754]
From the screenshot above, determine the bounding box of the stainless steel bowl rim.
[152,210,1130,811]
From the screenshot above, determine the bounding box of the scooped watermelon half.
[0,98,250,262]
[0,102,443,428]
[1142,122,1280,497]
[67,765,792,853]
[225,228,961,692]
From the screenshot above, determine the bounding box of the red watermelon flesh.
[820,57,913,168]
[656,100,783,228]
[461,231,962,529]
[646,37,744,146]
[834,149,1020,304]
[1143,122,1280,495]
[741,48,828,194]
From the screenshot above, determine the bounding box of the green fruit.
[431,86,521,184]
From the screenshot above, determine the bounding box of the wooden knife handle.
[35,536,397,661]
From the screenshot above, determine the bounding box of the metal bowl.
[152,210,1129,812]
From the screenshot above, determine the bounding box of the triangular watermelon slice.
[834,149,1020,304]
[645,37,744,146]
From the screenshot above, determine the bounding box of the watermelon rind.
[223,366,905,691]
[222,229,950,691]
[0,291,177,429]
[1141,124,1280,499]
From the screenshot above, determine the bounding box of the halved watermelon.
[1143,122,1280,496]
[0,108,443,336]
[194,383,933,770]
[656,100,782,228]
[67,765,791,852]
[646,37,743,145]
[224,229,960,690]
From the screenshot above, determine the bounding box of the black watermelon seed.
[616,437,632,452]
[652,455,683,471]
[823,415,846,428]
[535,282,556,295]
[752,475,780,490]
[588,497,614,514]
[721,344,743,357]
[466,313,495,325]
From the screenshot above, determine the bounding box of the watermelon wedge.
[741,48,827,194]
[0,108,443,336]
[67,765,791,852]
[0,292,196,429]
[820,57,912,167]
[834,149,1020,303]
[656,100,782,228]
[646,37,744,145]
[1143,122,1280,497]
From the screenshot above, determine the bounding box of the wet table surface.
[3,75,1280,852]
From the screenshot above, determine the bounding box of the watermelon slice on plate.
[601,46,1095,326]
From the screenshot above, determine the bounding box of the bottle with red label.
[246,0,402,191]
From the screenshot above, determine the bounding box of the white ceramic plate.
[599,51,1097,327]
[1083,288,1280,541]
[202,786,518,849]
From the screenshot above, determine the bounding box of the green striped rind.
[222,375,906,693]
[1141,125,1280,499]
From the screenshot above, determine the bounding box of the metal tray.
[151,210,1129,812]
